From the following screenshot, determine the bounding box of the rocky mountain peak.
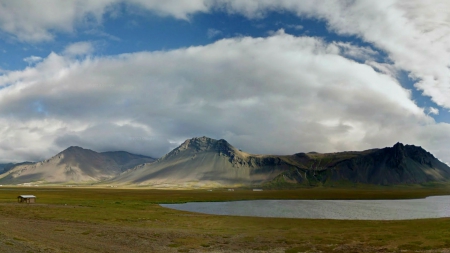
[178,136,233,152]
[57,146,97,158]
[384,142,437,169]
[389,143,433,159]
[391,142,405,158]
[61,146,89,153]
[180,136,214,150]
[393,142,404,150]
[159,136,237,161]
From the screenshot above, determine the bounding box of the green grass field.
[1,185,450,252]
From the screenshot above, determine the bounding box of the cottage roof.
[18,195,36,198]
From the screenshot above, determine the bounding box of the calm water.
[161,196,450,220]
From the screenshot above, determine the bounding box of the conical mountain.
[0,147,155,184]
[112,136,306,187]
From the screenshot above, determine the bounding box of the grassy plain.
[0,185,450,252]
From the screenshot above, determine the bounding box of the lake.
[161,195,450,220]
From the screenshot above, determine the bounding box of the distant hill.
[0,147,155,184]
[0,162,34,174]
[112,137,450,187]
[0,163,16,174]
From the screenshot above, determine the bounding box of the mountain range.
[0,147,155,184]
[0,137,449,187]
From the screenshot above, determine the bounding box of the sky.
[0,0,449,164]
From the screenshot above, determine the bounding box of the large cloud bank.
[1,0,450,109]
[1,33,449,163]
[0,0,449,164]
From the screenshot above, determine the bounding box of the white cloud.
[286,24,303,30]
[429,107,439,115]
[127,0,209,19]
[209,0,450,110]
[63,41,94,56]
[23,56,43,65]
[207,28,222,39]
[1,33,449,164]
[365,61,398,78]
[1,0,448,112]
[333,42,378,62]
[0,0,210,41]
[0,0,116,42]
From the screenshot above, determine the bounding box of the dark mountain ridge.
[278,142,450,185]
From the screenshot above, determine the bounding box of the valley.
[1,137,449,252]
[1,186,450,252]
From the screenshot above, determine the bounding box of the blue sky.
[0,0,449,164]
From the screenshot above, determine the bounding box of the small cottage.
[17,195,36,203]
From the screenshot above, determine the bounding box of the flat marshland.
[1,186,450,252]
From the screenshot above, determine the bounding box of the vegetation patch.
[285,245,314,253]
[168,243,181,248]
